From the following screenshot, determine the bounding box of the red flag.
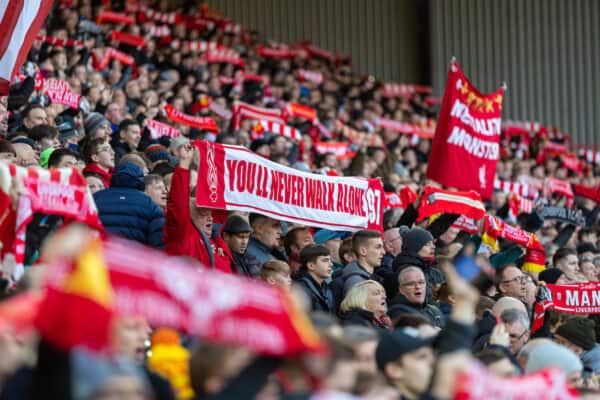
[0,0,55,95]
[426,61,505,199]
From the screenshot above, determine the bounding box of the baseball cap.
[376,327,434,371]
[313,229,348,245]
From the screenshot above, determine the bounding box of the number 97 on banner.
[365,188,381,228]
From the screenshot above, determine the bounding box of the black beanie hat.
[538,268,564,284]
[401,227,434,256]
[556,317,597,351]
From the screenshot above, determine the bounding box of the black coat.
[340,308,381,329]
[294,270,334,313]
[387,294,445,328]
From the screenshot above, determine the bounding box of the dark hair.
[339,237,354,264]
[28,124,58,142]
[475,348,510,366]
[300,244,330,268]
[249,212,269,227]
[22,104,44,120]
[118,118,139,133]
[81,137,107,163]
[48,148,78,168]
[283,226,310,256]
[553,247,576,266]
[392,313,433,329]
[144,174,163,187]
[352,230,381,255]
[0,139,15,155]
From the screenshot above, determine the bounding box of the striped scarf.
[417,186,486,222]
[0,163,101,280]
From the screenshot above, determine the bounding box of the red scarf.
[417,186,486,222]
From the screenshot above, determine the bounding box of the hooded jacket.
[164,167,233,273]
[387,294,445,328]
[294,269,335,313]
[94,163,164,248]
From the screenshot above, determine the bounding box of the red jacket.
[164,167,233,273]
[83,163,113,188]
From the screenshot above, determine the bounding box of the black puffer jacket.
[387,294,445,328]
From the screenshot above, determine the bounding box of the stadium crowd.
[1,0,600,399]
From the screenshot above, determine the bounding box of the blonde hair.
[260,260,291,281]
[340,280,384,313]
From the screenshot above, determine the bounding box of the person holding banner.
[164,143,233,273]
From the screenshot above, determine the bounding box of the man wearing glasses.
[388,266,445,328]
[496,265,527,302]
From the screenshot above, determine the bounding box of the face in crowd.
[398,267,427,305]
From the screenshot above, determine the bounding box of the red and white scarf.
[146,24,171,37]
[296,69,323,85]
[164,104,218,133]
[286,103,317,123]
[139,6,182,24]
[257,45,297,59]
[96,10,135,25]
[334,120,383,147]
[417,186,486,222]
[382,83,432,98]
[170,39,220,52]
[0,163,101,280]
[313,142,356,160]
[452,215,479,234]
[483,215,538,249]
[545,178,574,201]
[494,178,537,199]
[579,148,600,166]
[205,49,244,66]
[36,35,85,47]
[92,48,135,70]
[108,31,146,48]
[253,120,301,141]
[146,119,181,139]
[232,102,286,129]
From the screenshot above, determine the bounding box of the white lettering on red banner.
[548,283,600,314]
[426,61,505,199]
[194,141,383,231]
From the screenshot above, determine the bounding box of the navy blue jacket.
[94,163,164,248]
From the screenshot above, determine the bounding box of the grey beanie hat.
[526,342,583,376]
[84,112,109,136]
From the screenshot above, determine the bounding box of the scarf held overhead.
[194,141,383,231]
[417,185,486,222]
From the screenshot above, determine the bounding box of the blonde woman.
[339,280,392,330]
